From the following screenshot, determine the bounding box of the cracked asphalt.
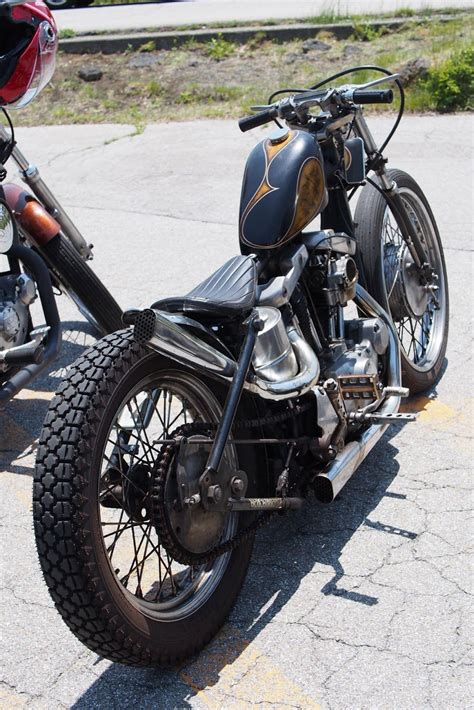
[0,115,472,709]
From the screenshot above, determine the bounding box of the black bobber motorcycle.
[33,67,448,665]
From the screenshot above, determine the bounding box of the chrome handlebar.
[239,74,399,133]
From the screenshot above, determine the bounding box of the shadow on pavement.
[1,325,430,704]
[71,428,418,708]
[0,321,97,475]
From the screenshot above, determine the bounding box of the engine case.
[322,317,389,414]
[0,273,36,352]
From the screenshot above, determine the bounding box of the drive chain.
[152,423,275,566]
[151,403,311,567]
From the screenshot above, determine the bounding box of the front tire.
[33,331,255,666]
[354,169,449,394]
[41,234,123,335]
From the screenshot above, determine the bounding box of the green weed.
[205,34,235,60]
[146,80,164,97]
[426,46,474,111]
[351,21,385,42]
[246,31,268,50]
[396,7,416,17]
[138,40,156,53]
[59,28,76,39]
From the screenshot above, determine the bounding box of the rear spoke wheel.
[34,333,256,665]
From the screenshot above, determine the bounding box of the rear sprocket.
[152,423,274,566]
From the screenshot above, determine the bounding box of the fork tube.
[0,125,92,259]
[353,113,428,267]
[353,112,392,190]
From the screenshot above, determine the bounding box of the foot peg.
[348,383,414,424]
[351,411,417,424]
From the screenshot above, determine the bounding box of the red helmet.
[0,1,58,108]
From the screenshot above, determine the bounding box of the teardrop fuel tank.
[239,127,328,251]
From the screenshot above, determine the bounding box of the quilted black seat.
[152,255,258,317]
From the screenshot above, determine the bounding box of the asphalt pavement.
[53,0,474,35]
[0,114,472,708]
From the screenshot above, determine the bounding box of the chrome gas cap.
[269,126,290,145]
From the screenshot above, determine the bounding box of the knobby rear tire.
[33,331,255,666]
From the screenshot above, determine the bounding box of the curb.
[59,15,455,54]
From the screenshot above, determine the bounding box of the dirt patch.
[13,15,473,127]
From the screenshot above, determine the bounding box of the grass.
[14,13,474,128]
[58,28,76,39]
[68,7,471,37]
[204,35,236,60]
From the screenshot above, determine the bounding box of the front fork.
[0,124,92,259]
[353,113,431,276]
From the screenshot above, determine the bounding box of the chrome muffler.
[133,308,236,377]
[133,308,319,399]
[312,284,405,504]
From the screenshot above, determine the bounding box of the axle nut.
[207,484,222,503]
[231,477,245,495]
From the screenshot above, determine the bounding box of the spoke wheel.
[99,372,237,619]
[34,331,256,665]
[355,168,449,394]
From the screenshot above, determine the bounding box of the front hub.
[385,244,429,320]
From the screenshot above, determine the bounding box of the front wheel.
[33,331,255,666]
[41,234,123,335]
[354,169,449,394]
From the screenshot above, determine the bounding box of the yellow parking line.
[0,688,28,709]
[180,626,320,709]
[400,395,457,423]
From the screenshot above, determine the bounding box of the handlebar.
[238,80,395,132]
[239,108,277,133]
[350,89,393,104]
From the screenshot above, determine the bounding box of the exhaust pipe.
[133,308,236,377]
[312,284,403,504]
[133,308,320,399]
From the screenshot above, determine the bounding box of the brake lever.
[338,73,402,102]
[357,73,401,89]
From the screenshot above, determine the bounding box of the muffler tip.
[133,309,156,343]
[313,475,335,504]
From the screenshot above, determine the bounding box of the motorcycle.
[0,111,123,405]
[33,67,449,665]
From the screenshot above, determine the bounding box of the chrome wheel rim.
[98,371,237,621]
[381,187,447,371]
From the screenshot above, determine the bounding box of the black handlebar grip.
[352,89,394,104]
[238,108,276,132]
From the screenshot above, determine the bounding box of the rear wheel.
[34,331,255,665]
[355,169,449,394]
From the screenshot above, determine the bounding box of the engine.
[247,232,391,458]
[0,273,37,364]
